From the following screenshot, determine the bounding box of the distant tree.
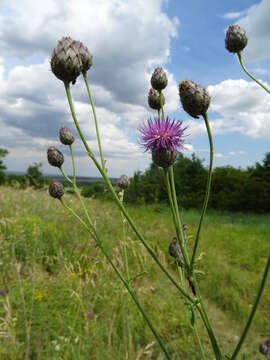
[26,162,46,188]
[0,148,8,184]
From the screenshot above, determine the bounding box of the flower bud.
[117,175,129,190]
[47,146,64,168]
[152,148,177,168]
[49,181,65,199]
[50,37,83,84]
[169,237,184,267]
[259,343,268,355]
[148,88,165,110]
[59,127,75,145]
[151,67,168,91]
[225,25,248,53]
[179,80,210,119]
[74,40,93,74]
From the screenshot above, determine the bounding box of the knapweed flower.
[179,80,210,119]
[51,37,83,84]
[49,181,65,199]
[47,146,64,168]
[139,117,186,168]
[59,127,75,145]
[225,25,248,53]
[151,67,168,92]
[169,237,184,267]
[148,88,165,110]
[74,40,93,74]
[117,175,129,190]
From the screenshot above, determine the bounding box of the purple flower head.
[139,117,186,153]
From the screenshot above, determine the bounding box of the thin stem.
[60,199,172,360]
[169,166,190,266]
[83,73,106,171]
[193,322,207,360]
[230,254,270,360]
[237,52,270,95]
[190,112,213,272]
[160,91,165,120]
[164,168,189,268]
[120,190,130,283]
[64,83,194,304]
[69,144,76,186]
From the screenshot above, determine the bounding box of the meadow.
[0,186,269,359]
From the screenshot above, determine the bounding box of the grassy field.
[0,186,269,359]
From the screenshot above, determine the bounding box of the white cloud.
[221,11,247,20]
[186,78,270,139]
[0,0,180,176]
[237,0,270,62]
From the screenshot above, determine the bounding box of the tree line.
[1,147,270,213]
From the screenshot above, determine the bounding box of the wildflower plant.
[45,26,270,359]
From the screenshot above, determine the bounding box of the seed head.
[47,146,64,168]
[49,181,65,199]
[117,175,129,190]
[151,67,168,91]
[179,80,210,119]
[59,127,75,145]
[169,237,184,267]
[148,88,165,110]
[74,40,93,74]
[259,343,268,355]
[225,25,248,53]
[51,36,83,84]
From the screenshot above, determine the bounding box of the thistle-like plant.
[44,29,270,360]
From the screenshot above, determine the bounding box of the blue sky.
[0,0,269,177]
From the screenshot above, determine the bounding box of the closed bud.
[225,25,248,53]
[50,37,83,84]
[179,80,210,119]
[49,181,65,199]
[259,343,268,355]
[47,146,64,168]
[151,67,168,91]
[74,40,93,74]
[117,175,129,190]
[152,148,177,168]
[169,237,184,267]
[59,127,75,145]
[148,88,165,110]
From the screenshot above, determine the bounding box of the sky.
[0,0,270,177]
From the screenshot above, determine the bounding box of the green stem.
[120,191,130,283]
[160,91,165,120]
[83,73,106,171]
[60,199,172,360]
[190,112,213,272]
[230,254,270,360]
[193,323,207,360]
[64,83,194,305]
[69,144,76,186]
[237,52,270,95]
[164,168,189,268]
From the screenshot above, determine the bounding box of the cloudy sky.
[0,0,270,177]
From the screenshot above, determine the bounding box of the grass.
[0,186,269,359]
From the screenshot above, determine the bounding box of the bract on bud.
[259,344,268,355]
[179,80,210,119]
[152,148,177,168]
[47,146,64,168]
[225,25,248,53]
[117,175,129,190]
[151,67,168,91]
[74,40,93,74]
[51,37,83,84]
[49,181,65,199]
[168,237,184,267]
[59,127,75,145]
[148,88,165,110]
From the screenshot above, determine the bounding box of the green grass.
[0,187,269,359]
